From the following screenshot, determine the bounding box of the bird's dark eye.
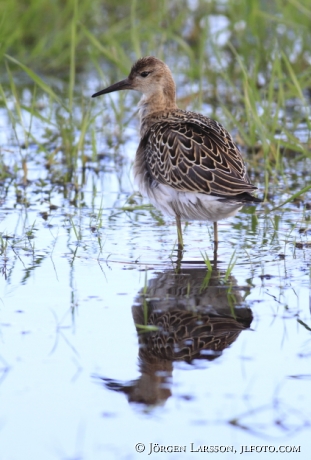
[140,71,150,78]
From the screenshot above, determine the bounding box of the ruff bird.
[92,57,260,251]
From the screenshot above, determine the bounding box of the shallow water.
[0,82,311,460]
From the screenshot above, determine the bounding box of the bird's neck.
[138,90,178,136]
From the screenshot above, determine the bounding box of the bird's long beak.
[92,78,131,98]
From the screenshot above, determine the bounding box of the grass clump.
[0,0,310,205]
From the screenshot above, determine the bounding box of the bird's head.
[92,56,176,102]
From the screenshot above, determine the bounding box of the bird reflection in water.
[99,267,253,406]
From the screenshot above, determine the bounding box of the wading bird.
[92,57,260,256]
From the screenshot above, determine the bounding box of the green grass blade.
[5,54,63,107]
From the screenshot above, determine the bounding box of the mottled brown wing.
[143,116,256,196]
[141,310,248,361]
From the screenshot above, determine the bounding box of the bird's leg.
[176,214,183,250]
[213,221,218,266]
[175,246,183,273]
[213,221,218,245]
[172,214,183,273]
